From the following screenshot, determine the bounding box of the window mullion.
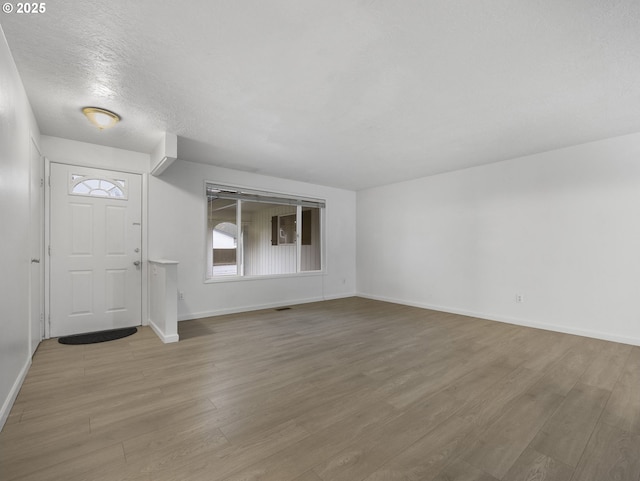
[237,199,243,276]
[296,205,302,273]
[206,199,213,278]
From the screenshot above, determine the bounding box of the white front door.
[50,163,142,337]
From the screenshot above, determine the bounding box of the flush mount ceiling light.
[82,107,120,130]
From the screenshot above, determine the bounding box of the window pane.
[208,198,238,277]
[110,187,124,197]
[73,183,91,194]
[213,222,237,275]
[70,175,127,199]
[301,207,322,271]
[243,202,296,276]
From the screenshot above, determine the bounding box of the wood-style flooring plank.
[90,396,219,443]
[455,366,544,430]
[219,401,401,481]
[600,347,640,434]
[361,415,475,481]
[502,447,574,481]
[530,382,610,467]
[122,411,230,463]
[431,460,498,481]
[8,442,126,481]
[578,342,631,391]
[312,391,468,481]
[293,471,324,481]
[529,346,598,396]
[463,387,564,479]
[1,424,128,481]
[570,421,640,481]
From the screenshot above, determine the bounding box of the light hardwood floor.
[1,297,639,481]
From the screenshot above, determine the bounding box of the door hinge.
[48,176,51,186]
[48,245,51,256]
[40,178,44,187]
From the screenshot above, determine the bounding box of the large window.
[206,184,324,279]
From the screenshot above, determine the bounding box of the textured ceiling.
[2,1,640,190]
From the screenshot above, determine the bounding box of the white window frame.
[204,182,325,282]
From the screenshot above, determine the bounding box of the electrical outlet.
[178,291,184,301]
[515,294,524,303]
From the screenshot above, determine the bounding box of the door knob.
[133,260,141,266]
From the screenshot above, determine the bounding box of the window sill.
[204,270,325,284]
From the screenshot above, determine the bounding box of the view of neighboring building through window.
[212,221,238,275]
[206,184,324,279]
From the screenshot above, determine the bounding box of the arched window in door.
[69,174,127,199]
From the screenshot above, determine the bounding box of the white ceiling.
[2,1,639,190]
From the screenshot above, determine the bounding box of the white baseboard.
[178,292,356,322]
[323,292,357,301]
[0,356,32,432]
[148,319,179,343]
[357,292,640,347]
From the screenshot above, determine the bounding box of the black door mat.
[58,327,138,345]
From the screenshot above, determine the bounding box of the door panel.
[70,203,93,254]
[50,163,142,337]
[105,206,126,254]
[70,271,93,314]
[105,269,127,311]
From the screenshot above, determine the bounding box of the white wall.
[357,132,640,346]
[0,28,41,429]
[148,260,179,343]
[41,135,150,173]
[149,159,356,320]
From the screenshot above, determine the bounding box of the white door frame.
[44,160,149,339]
[28,135,44,354]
